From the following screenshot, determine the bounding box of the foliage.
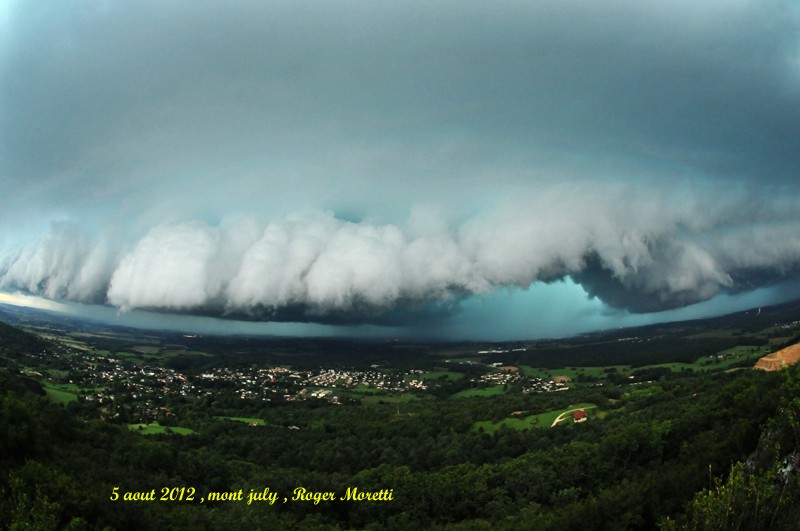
[660,367,800,530]
[1,313,800,529]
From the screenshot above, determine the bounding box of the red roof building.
[572,409,588,423]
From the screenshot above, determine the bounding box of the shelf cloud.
[3,185,799,326]
[1,1,799,336]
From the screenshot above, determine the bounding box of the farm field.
[473,402,599,433]
[2,298,800,528]
[357,393,421,406]
[451,385,507,398]
[519,345,770,383]
[127,422,195,435]
[405,370,464,382]
[348,384,385,394]
[215,416,266,425]
[43,382,78,404]
[520,365,619,380]
[41,382,105,404]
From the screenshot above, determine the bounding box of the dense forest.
[1,318,800,529]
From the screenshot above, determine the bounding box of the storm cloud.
[3,184,800,325]
[1,1,799,335]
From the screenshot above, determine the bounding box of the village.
[23,341,572,424]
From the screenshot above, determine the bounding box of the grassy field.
[473,403,598,433]
[115,351,148,361]
[43,383,78,404]
[161,349,213,358]
[348,384,385,394]
[451,385,507,398]
[474,415,541,433]
[215,416,266,426]
[50,382,81,392]
[358,394,420,406]
[405,370,465,382]
[519,345,769,381]
[128,422,195,435]
[684,329,738,339]
[531,403,598,428]
[131,345,161,355]
[40,336,90,350]
[624,386,663,400]
[520,365,622,380]
[638,345,769,373]
[44,381,105,396]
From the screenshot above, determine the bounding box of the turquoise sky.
[1,1,799,339]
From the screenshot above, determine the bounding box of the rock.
[754,343,800,371]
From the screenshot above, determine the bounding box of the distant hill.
[0,318,47,356]
[0,319,48,395]
[754,343,800,371]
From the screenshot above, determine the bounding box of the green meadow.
[215,416,266,425]
[128,422,195,435]
[405,370,465,382]
[43,383,78,404]
[42,382,105,404]
[358,394,420,406]
[473,403,599,433]
[520,365,617,380]
[348,384,385,394]
[451,385,507,398]
[519,344,769,383]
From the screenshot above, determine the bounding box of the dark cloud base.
[3,211,800,328]
[2,1,799,336]
[574,253,800,314]
[217,299,462,327]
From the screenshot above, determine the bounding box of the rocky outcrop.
[754,343,800,371]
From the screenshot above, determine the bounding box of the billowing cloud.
[0,222,117,302]
[1,1,799,336]
[3,182,800,325]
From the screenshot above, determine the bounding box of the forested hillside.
[1,320,799,529]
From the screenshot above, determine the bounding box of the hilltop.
[1,297,800,528]
[754,342,800,371]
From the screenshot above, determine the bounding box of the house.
[572,409,588,423]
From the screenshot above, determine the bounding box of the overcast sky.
[1,1,799,340]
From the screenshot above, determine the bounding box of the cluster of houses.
[304,368,413,393]
[472,365,571,393]
[31,341,579,422]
